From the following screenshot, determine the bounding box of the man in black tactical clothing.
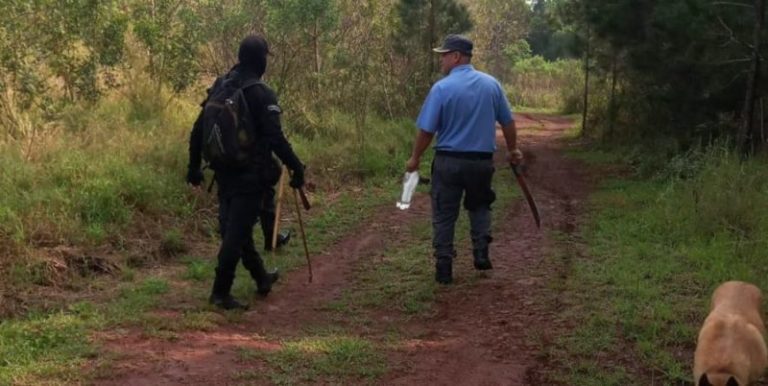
[186,35,305,310]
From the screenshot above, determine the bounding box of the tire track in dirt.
[381,114,591,386]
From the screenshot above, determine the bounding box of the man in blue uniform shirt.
[405,34,524,284]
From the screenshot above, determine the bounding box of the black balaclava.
[238,35,269,77]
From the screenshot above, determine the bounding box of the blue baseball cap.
[433,34,473,56]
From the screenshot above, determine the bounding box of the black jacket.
[188,65,302,196]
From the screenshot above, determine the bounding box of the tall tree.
[393,0,472,112]
[566,0,763,150]
[196,0,265,76]
[470,0,531,81]
[738,0,766,155]
[264,0,338,105]
[527,0,552,58]
[0,0,127,104]
[132,0,205,92]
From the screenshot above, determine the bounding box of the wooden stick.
[293,188,313,283]
[271,166,288,254]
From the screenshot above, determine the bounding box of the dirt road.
[94,113,589,386]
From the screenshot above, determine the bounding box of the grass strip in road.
[326,167,520,319]
[233,335,385,385]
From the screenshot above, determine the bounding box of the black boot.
[264,230,292,251]
[209,273,248,310]
[256,269,280,296]
[276,230,291,248]
[435,258,453,284]
[473,247,492,270]
[209,294,249,310]
[244,253,281,296]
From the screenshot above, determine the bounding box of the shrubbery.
[504,57,582,113]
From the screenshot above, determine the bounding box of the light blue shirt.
[416,65,514,153]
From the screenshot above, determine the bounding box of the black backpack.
[200,74,262,170]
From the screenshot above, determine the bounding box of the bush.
[678,150,768,242]
[288,110,416,185]
[504,57,582,113]
[0,88,197,259]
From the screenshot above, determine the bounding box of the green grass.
[183,256,212,282]
[0,309,99,386]
[161,228,187,255]
[565,146,626,166]
[546,147,768,385]
[0,170,406,384]
[325,218,437,316]
[0,275,181,384]
[234,335,386,385]
[0,121,195,239]
[1,94,416,284]
[0,273,183,384]
[288,110,416,183]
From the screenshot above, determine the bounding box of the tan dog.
[694,281,768,386]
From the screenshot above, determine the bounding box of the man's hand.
[186,168,204,187]
[289,166,305,189]
[405,156,420,173]
[507,148,524,166]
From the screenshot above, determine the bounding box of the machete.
[512,164,541,228]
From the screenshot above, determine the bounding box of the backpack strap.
[240,78,263,90]
[234,78,264,128]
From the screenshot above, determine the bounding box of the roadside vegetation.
[543,146,768,385]
[0,181,400,385]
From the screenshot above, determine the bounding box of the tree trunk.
[761,97,766,147]
[428,0,436,75]
[608,50,618,140]
[738,0,765,156]
[581,25,590,138]
[314,20,322,100]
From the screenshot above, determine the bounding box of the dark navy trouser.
[430,153,496,261]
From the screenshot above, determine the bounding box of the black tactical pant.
[430,153,496,262]
[212,190,268,297]
[259,184,278,250]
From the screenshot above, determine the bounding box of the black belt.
[435,150,493,160]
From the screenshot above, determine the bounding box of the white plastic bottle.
[397,171,419,210]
